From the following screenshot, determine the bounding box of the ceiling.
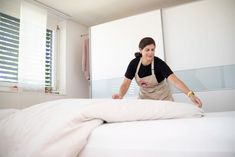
[35,0,197,26]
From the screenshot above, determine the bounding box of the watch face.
[188,91,194,97]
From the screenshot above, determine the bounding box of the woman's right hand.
[112,78,131,99]
[112,93,122,99]
[190,95,203,108]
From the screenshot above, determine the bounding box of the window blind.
[18,1,47,91]
[1,10,53,92]
[45,29,52,88]
[0,12,20,83]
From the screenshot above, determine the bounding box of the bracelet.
[187,91,195,97]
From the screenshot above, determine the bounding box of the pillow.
[82,99,204,122]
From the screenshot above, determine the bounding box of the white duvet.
[0,99,203,157]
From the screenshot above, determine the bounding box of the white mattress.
[79,111,235,157]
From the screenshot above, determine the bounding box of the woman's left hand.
[190,95,202,108]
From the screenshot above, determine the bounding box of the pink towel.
[82,38,90,80]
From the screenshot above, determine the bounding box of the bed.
[0,99,234,157]
[79,111,235,157]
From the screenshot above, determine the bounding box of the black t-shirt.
[125,57,173,83]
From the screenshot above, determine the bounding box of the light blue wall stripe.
[92,64,235,98]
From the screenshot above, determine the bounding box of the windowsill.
[45,91,66,96]
[0,88,18,93]
[0,84,18,93]
[0,85,66,96]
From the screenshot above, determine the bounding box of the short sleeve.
[157,58,173,78]
[124,58,139,80]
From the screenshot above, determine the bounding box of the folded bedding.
[0,99,203,157]
[0,109,19,120]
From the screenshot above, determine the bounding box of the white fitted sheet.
[79,111,235,157]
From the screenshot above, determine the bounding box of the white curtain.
[18,1,47,91]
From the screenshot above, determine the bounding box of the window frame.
[0,12,59,93]
[45,23,59,94]
[0,12,20,92]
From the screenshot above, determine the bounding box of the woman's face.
[140,44,155,62]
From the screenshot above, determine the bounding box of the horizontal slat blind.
[45,29,52,87]
[0,12,20,83]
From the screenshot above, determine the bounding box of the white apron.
[135,58,173,101]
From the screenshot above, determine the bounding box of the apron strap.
[151,59,154,75]
[135,58,142,76]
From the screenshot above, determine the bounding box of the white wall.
[0,0,20,18]
[65,20,90,98]
[91,10,164,81]
[162,0,235,112]
[0,1,89,108]
[162,0,235,71]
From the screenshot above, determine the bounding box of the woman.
[112,37,202,108]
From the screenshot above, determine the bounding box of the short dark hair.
[138,37,155,49]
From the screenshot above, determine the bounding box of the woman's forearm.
[168,74,202,107]
[118,84,129,98]
[118,78,132,98]
[168,74,191,95]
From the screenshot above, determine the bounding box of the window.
[45,29,53,92]
[0,12,20,84]
[0,12,56,93]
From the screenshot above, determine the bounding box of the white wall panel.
[91,10,164,81]
[162,0,235,71]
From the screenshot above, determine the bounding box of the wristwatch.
[187,91,195,97]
